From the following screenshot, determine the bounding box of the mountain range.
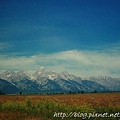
[0,67,120,94]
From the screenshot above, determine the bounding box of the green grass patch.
[0,98,119,120]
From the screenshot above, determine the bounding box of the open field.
[0,92,120,120]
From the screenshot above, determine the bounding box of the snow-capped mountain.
[0,70,16,81]
[58,70,80,80]
[0,78,19,94]
[0,70,31,83]
[31,67,58,80]
[85,76,120,91]
[0,67,120,94]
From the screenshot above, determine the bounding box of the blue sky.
[0,0,120,77]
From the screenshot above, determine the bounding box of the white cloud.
[0,50,120,78]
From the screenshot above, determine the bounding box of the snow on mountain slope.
[85,76,120,91]
[0,78,19,94]
[0,67,120,93]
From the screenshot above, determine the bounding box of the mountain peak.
[17,70,29,75]
[61,70,69,75]
[0,68,120,93]
[59,70,75,80]
[38,66,45,71]
[0,70,16,79]
[17,70,31,78]
[36,67,45,74]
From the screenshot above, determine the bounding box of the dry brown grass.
[0,92,120,120]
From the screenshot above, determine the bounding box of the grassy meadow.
[0,92,120,120]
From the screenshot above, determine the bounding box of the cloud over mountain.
[0,50,120,78]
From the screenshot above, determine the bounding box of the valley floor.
[0,92,120,120]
